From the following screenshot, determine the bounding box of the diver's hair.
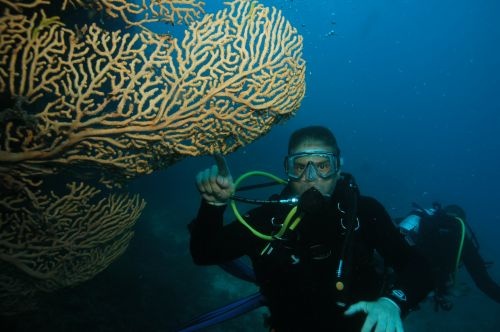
[443,204,467,221]
[288,126,340,155]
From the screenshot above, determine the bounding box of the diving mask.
[285,151,340,181]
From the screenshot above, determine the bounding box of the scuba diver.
[398,203,500,311]
[189,126,432,331]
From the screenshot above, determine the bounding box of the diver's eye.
[317,162,331,171]
[317,162,327,169]
[294,163,306,172]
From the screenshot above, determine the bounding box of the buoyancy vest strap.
[334,174,360,307]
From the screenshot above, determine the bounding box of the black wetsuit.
[190,177,432,331]
[462,237,500,303]
[415,212,500,304]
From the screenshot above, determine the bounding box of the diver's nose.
[305,162,318,181]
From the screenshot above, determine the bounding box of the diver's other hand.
[344,297,404,332]
[196,165,234,206]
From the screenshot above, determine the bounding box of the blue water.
[5,1,499,331]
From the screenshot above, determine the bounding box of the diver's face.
[287,140,340,197]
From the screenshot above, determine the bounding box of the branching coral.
[0,0,306,315]
[0,0,305,182]
[62,0,206,26]
[0,182,146,315]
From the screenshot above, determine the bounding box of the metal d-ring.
[337,202,360,231]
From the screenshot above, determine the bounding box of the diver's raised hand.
[344,297,404,332]
[195,165,234,206]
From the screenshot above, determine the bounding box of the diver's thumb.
[344,301,368,316]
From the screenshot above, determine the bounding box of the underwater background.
[3,0,499,331]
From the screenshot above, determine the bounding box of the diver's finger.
[344,301,368,315]
[374,319,387,332]
[210,164,233,191]
[214,153,230,177]
[195,168,211,193]
[195,171,202,189]
[200,191,215,202]
[383,320,394,332]
[360,314,377,332]
[205,165,228,195]
[216,172,233,189]
[395,318,404,332]
[200,167,218,193]
[208,165,221,188]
